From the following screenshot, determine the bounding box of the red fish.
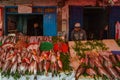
[2,61,10,72]
[116,54,120,62]
[32,55,39,62]
[10,61,17,73]
[86,68,97,76]
[75,66,85,80]
[107,67,120,79]
[44,61,50,75]
[58,59,63,69]
[98,67,112,80]
[22,58,30,64]
[110,55,117,64]
[115,66,120,73]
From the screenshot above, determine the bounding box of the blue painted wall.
[43,13,57,36]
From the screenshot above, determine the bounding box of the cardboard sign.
[102,39,120,51]
[18,5,32,13]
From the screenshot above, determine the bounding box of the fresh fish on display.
[17,53,22,63]
[44,60,50,75]
[57,59,63,69]
[115,66,120,73]
[107,67,120,79]
[11,54,17,63]
[75,66,85,80]
[18,63,27,74]
[110,55,117,64]
[38,61,43,72]
[116,54,120,62]
[86,68,97,76]
[104,59,113,67]
[99,51,112,57]
[10,61,17,73]
[6,53,16,61]
[2,61,10,72]
[34,61,37,75]
[98,67,112,80]
[28,61,36,74]
[0,61,2,68]
[93,58,103,67]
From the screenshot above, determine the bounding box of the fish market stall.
[0,36,120,80]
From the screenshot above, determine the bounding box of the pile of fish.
[0,36,64,77]
[74,51,120,80]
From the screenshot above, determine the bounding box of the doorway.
[83,7,109,40]
[7,14,43,36]
[27,15,43,36]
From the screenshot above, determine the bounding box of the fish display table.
[0,36,120,80]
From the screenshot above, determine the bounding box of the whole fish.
[38,61,43,72]
[11,55,17,63]
[17,53,22,63]
[107,67,120,79]
[94,58,103,67]
[116,54,120,62]
[0,61,2,68]
[34,61,37,75]
[110,55,117,64]
[115,66,120,73]
[28,61,37,74]
[75,66,85,80]
[57,59,63,69]
[2,61,10,72]
[18,63,26,74]
[98,67,112,80]
[86,68,97,76]
[44,60,50,75]
[10,61,17,73]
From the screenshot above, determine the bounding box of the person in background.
[33,22,41,36]
[71,23,87,41]
[29,22,42,36]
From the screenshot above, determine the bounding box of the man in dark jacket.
[31,22,42,36]
[71,23,87,41]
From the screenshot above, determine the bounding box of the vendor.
[71,23,87,41]
[28,22,42,36]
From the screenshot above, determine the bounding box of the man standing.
[71,23,87,41]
